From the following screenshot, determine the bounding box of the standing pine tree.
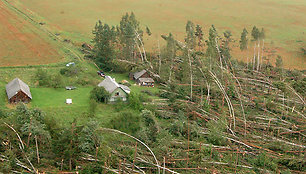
[251,26,260,70]
[221,30,232,66]
[184,21,197,100]
[185,21,196,49]
[195,24,204,51]
[240,28,249,68]
[161,33,177,82]
[92,20,117,71]
[239,28,248,51]
[206,25,218,69]
[259,28,265,69]
[118,12,143,62]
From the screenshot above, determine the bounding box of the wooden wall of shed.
[9,91,31,103]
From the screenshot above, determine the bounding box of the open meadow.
[9,0,306,69]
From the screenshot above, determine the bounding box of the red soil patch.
[0,1,62,67]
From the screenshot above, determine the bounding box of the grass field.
[9,0,306,69]
[0,0,65,67]
[31,87,92,108]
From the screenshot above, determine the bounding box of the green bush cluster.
[90,86,110,103]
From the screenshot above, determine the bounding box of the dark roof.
[6,78,32,99]
[138,78,154,83]
[133,70,147,80]
[98,76,130,94]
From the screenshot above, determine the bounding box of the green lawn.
[31,87,92,108]
[0,84,7,109]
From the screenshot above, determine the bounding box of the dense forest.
[0,12,305,173]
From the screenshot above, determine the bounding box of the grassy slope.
[12,0,306,69]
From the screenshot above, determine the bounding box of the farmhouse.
[129,70,155,87]
[98,76,130,102]
[6,78,32,103]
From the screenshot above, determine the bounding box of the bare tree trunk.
[257,40,260,71]
[163,157,166,174]
[260,39,265,69]
[246,56,249,69]
[158,39,161,75]
[134,38,144,62]
[253,42,256,70]
[95,146,99,161]
[168,48,175,83]
[35,135,40,164]
[132,142,137,171]
[215,38,223,69]
[187,49,193,100]
[200,84,203,106]
[207,83,211,105]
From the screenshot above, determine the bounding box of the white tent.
[66,99,72,104]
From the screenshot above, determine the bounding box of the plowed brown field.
[0,1,62,67]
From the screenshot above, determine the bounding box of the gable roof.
[98,76,130,94]
[138,78,154,83]
[133,70,147,80]
[6,78,32,100]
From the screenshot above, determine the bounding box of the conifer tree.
[185,21,196,49]
[92,20,117,71]
[119,12,143,61]
[239,28,248,51]
[195,24,204,51]
[206,25,218,68]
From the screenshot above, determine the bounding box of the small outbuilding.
[66,99,72,104]
[98,76,131,103]
[129,70,154,87]
[137,78,154,87]
[6,78,32,103]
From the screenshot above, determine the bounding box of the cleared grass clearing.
[12,0,306,69]
[0,0,64,67]
[31,87,92,108]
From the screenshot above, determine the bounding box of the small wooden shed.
[130,70,155,87]
[6,78,32,103]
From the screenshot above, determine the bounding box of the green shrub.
[90,87,110,103]
[35,68,51,87]
[128,92,143,111]
[109,111,140,135]
[0,109,6,118]
[60,66,81,77]
[206,117,227,146]
[50,74,64,88]
[273,81,287,93]
[250,152,277,171]
[88,99,98,117]
[292,78,306,96]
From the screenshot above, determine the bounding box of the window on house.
[115,92,119,96]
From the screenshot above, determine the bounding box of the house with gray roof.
[6,78,32,103]
[129,70,155,87]
[98,76,130,102]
